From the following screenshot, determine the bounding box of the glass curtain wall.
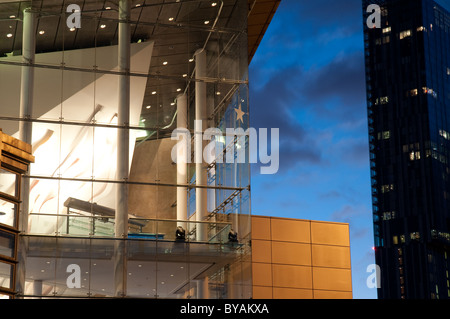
[0,0,251,299]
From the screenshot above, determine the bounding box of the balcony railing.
[28,212,235,245]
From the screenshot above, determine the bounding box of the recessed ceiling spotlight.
[171,102,175,106]
[189,58,194,62]
[182,74,187,78]
[105,6,111,10]
[216,91,221,95]
[212,2,218,6]
[141,119,146,122]
[168,17,174,21]
[204,20,210,25]
[152,91,157,95]
[9,15,16,19]
[100,24,106,29]
[146,105,151,109]
[39,30,45,35]
[163,61,168,65]
[6,33,13,38]
[176,88,182,92]
[70,27,76,32]
[135,4,141,7]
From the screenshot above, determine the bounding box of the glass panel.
[0,229,15,259]
[2,0,251,299]
[0,199,17,228]
[0,168,19,198]
[0,261,13,290]
[0,292,12,299]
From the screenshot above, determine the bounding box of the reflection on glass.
[0,169,18,198]
[0,262,13,289]
[0,230,15,259]
[0,199,16,228]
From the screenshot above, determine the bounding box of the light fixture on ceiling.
[176,88,182,92]
[105,6,111,10]
[9,15,16,19]
[212,2,218,6]
[39,30,45,35]
[70,27,76,32]
[168,17,174,21]
[100,24,106,29]
[163,61,168,65]
[152,91,157,95]
[182,74,187,78]
[189,58,194,62]
[204,20,210,25]
[146,105,151,109]
[6,33,13,38]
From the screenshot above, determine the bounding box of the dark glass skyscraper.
[363,0,450,299]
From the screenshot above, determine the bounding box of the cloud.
[330,204,369,223]
[250,65,325,174]
[298,51,367,122]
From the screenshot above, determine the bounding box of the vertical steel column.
[16,7,36,297]
[114,0,130,297]
[177,93,188,227]
[194,49,208,242]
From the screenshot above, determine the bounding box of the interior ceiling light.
[146,105,151,109]
[163,61,168,65]
[152,91,157,95]
[39,30,45,35]
[204,20,210,25]
[6,33,13,38]
[189,58,194,62]
[100,24,106,29]
[70,27,76,32]
[176,88,182,92]
[9,15,16,19]
[168,17,174,21]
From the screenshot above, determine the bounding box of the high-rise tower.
[363,0,450,299]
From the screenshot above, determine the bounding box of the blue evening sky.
[249,0,375,299]
[249,0,450,300]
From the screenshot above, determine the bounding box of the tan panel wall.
[252,216,271,240]
[273,287,313,299]
[312,244,351,269]
[311,221,350,246]
[272,264,312,289]
[272,242,311,266]
[270,218,310,243]
[251,216,352,300]
[252,240,272,263]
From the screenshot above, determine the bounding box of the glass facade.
[0,0,252,299]
[363,0,450,299]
